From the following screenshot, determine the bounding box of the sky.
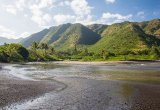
[0,0,159,39]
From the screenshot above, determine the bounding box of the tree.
[17,46,29,60]
[0,43,29,62]
[73,34,78,55]
[84,48,88,55]
[40,43,49,55]
[101,49,111,60]
[49,46,55,54]
[80,48,89,56]
[101,49,107,60]
[31,42,39,50]
[150,46,160,59]
[31,42,39,57]
[0,51,9,62]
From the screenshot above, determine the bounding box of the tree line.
[0,42,160,62]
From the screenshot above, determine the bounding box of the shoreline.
[24,60,160,66]
[1,60,160,65]
[52,60,160,65]
[0,67,65,108]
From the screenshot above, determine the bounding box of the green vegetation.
[1,41,160,63]
[21,29,49,47]
[22,23,101,51]
[87,24,108,35]
[28,42,59,61]
[1,19,160,63]
[138,19,160,36]
[0,43,29,62]
[89,22,160,54]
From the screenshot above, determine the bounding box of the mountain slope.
[40,23,72,45]
[21,29,49,47]
[87,24,108,35]
[0,37,22,45]
[21,19,160,53]
[21,23,101,50]
[89,22,160,54]
[137,19,160,37]
[52,23,101,50]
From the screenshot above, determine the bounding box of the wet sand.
[3,77,131,110]
[0,68,65,108]
[0,62,160,110]
[132,84,160,110]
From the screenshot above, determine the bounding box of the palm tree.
[31,42,39,56]
[31,42,38,50]
[73,34,78,54]
[41,43,49,56]
[49,46,55,54]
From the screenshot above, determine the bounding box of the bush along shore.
[0,42,160,63]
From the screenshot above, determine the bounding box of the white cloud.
[2,0,27,15]
[30,9,52,26]
[0,25,17,39]
[29,0,54,26]
[0,25,30,38]
[24,14,28,17]
[15,0,26,11]
[75,15,94,25]
[20,32,30,38]
[98,12,132,24]
[38,0,53,8]
[3,5,17,15]
[70,0,92,16]
[69,0,94,24]
[43,14,52,23]
[53,14,75,25]
[2,0,54,27]
[137,11,145,19]
[1,0,95,26]
[0,0,136,39]
[58,1,70,7]
[105,0,116,4]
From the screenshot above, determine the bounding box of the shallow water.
[5,62,160,77]
[1,61,160,110]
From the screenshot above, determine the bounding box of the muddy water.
[1,62,160,110]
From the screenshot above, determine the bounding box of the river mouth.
[0,61,160,110]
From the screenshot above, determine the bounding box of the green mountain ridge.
[22,23,101,50]
[40,23,72,45]
[52,23,101,50]
[89,22,160,54]
[137,19,160,37]
[21,19,160,54]
[87,24,108,35]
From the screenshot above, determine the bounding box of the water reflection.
[1,61,160,110]
[3,61,160,83]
